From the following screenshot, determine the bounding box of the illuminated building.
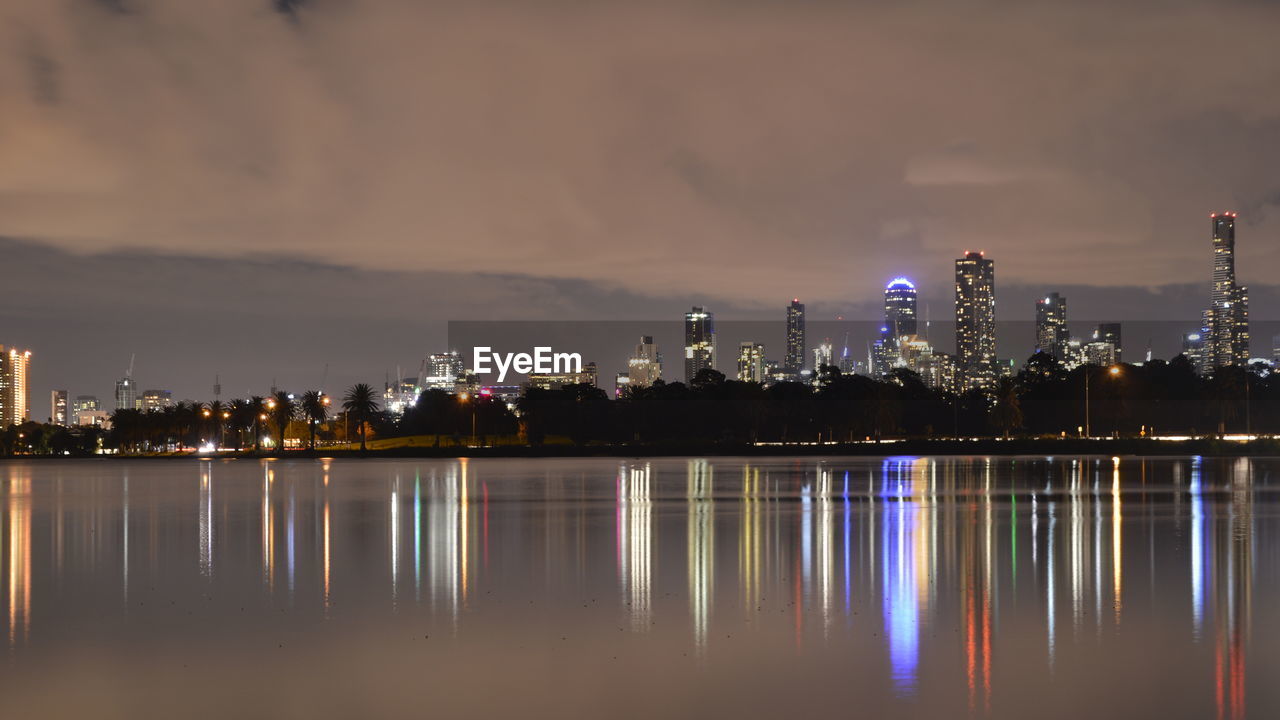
[812,338,834,372]
[76,410,109,428]
[114,377,137,412]
[1183,331,1207,375]
[884,278,918,338]
[73,395,100,414]
[1205,213,1249,368]
[527,362,598,390]
[914,352,957,393]
[627,336,662,388]
[419,352,464,391]
[1273,333,1280,364]
[614,372,630,398]
[785,299,806,374]
[684,307,716,382]
[382,377,419,415]
[955,252,996,389]
[736,342,766,383]
[141,389,173,412]
[1093,323,1122,363]
[51,390,68,426]
[0,347,32,428]
[1035,292,1069,361]
[1083,341,1116,367]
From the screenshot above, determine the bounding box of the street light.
[458,392,476,446]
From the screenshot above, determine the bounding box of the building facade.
[51,389,68,426]
[627,336,662,388]
[115,377,137,412]
[0,347,32,428]
[1205,213,1249,368]
[785,299,806,374]
[955,252,996,390]
[884,278,918,338]
[736,342,766,383]
[1035,292,1069,362]
[684,307,716,382]
[1094,323,1122,363]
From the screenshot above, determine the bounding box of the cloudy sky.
[3,0,1280,406]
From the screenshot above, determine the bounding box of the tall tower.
[736,342,766,383]
[1206,212,1249,368]
[1035,292,1068,361]
[785,299,806,374]
[0,347,32,428]
[884,278,918,338]
[684,306,716,382]
[955,252,996,390]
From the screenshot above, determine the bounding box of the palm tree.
[227,399,255,451]
[250,395,267,452]
[342,383,380,452]
[207,400,226,448]
[268,391,296,452]
[300,391,328,450]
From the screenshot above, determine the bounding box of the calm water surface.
[0,456,1276,718]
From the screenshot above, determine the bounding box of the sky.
[3,0,1280,408]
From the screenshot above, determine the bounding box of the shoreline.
[6,437,1280,460]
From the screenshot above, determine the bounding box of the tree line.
[1,353,1274,456]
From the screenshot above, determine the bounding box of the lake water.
[0,456,1275,718]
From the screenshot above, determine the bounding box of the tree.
[993,377,1023,438]
[342,383,380,452]
[268,391,297,452]
[300,390,328,450]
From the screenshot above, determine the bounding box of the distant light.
[886,277,916,290]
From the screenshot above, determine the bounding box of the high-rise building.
[684,307,715,382]
[51,390,68,426]
[1083,341,1117,367]
[527,362,598,390]
[627,336,662,388]
[419,352,465,391]
[141,389,173,412]
[1272,333,1280,365]
[1183,331,1207,375]
[884,278,918,338]
[1094,323,1122,363]
[1035,293,1069,361]
[812,339,834,372]
[73,395,100,414]
[955,252,996,390]
[115,377,138,412]
[0,347,32,428]
[785,299,806,374]
[1205,212,1249,368]
[736,342,766,383]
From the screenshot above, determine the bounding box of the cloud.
[0,0,1279,316]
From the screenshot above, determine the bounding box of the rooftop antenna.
[213,374,221,400]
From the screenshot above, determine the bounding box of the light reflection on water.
[0,455,1273,718]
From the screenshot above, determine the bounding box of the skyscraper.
[51,390,68,426]
[0,347,32,428]
[955,252,996,390]
[628,336,662,388]
[115,377,137,412]
[737,342,766,383]
[1093,323,1122,363]
[1205,212,1249,368]
[684,306,716,382]
[884,278,918,338]
[1035,293,1069,361]
[1183,331,1207,375]
[141,389,173,412]
[785,299,806,374]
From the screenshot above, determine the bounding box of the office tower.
[684,306,716,382]
[527,362,598,390]
[1272,333,1280,364]
[737,342,766,383]
[1094,323,1122,363]
[785,299,806,373]
[614,372,631,399]
[1035,293,1069,361]
[74,395,100,413]
[915,352,957,393]
[955,251,996,390]
[141,389,173,412]
[812,339,834,372]
[1084,341,1116,367]
[884,278,918,338]
[420,351,465,391]
[1205,213,1249,368]
[51,390,68,426]
[1183,331,1207,375]
[627,336,662,388]
[115,377,138,412]
[0,346,32,428]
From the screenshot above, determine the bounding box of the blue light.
[886,277,916,290]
